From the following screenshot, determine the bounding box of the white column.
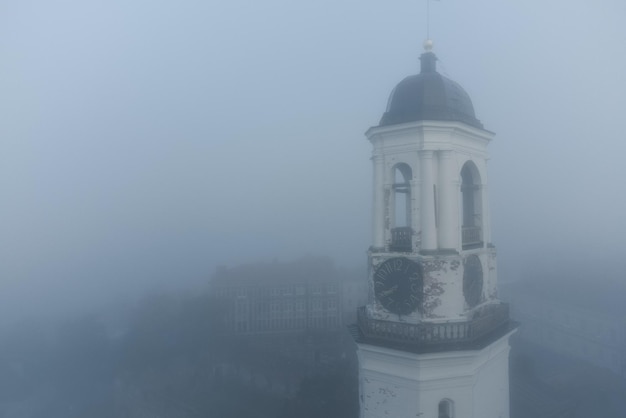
[438,150,458,250]
[372,154,385,249]
[420,150,437,251]
[410,178,420,250]
[384,183,392,246]
[481,183,491,245]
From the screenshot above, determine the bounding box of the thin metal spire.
[425,0,439,43]
[426,0,430,40]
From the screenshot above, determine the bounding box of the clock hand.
[379,285,399,297]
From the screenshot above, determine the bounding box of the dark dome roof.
[380,52,483,129]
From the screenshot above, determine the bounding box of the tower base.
[356,329,515,418]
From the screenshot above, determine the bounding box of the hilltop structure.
[207,257,366,395]
[352,41,516,418]
[209,257,366,335]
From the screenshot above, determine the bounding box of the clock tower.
[352,42,516,418]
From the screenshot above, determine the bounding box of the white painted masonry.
[357,330,514,418]
[366,120,494,256]
[365,120,498,322]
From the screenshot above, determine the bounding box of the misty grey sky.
[2,0,626,322]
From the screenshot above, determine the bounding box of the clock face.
[374,257,422,315]
[463,255,483,308]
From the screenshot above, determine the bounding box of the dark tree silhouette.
[280,364,359,418]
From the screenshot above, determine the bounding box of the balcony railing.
[390,227,412,252]
[462,226,482,248]
[356,303,509,347]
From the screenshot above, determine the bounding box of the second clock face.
[463,255,483,308]
[374,257,422,315]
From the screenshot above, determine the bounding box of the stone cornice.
[365,120,495,142]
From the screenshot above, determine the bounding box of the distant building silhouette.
[207,257,365,395]
[209,257,352,334]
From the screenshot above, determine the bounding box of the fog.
[2,0,626,324]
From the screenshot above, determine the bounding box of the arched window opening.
[461,162,483,249]
[438,399,454,418]
[390,164,412,252]
[394,166,411,227]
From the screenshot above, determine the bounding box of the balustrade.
[357,303,509,347]
[390,227,413,252]
[462,226,482,247]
